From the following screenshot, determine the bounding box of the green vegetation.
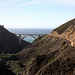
[0,53,25,75]
[25,60,30,68]
[0,53,18,60]
[46,52,56,62]
[6,60,25,75]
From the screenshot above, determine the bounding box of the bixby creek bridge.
[15,34,45,44]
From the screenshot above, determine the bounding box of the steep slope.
[51,19,75,47]
[53,18,75,34]
[35,48,75,75]
[17,35,71,64]
[23,46,75,75]
[0,25,30,54]
[17,35,75,75]
[0,61,15,75]
[17,19,75,75]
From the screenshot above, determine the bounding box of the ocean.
[8,28,53,43]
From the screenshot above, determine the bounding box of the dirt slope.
[51,19,75,47]
[17,19,75,75]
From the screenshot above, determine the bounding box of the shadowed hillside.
[0,25,30,54]
[0,61,15,75]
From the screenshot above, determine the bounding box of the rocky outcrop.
[0,25,30,54]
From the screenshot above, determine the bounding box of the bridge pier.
[19,34,21,44]
[39,35,40,37]
[17,34,44,44]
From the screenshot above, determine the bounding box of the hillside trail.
[48,27,75,47]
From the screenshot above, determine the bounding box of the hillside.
[0,19,74,75]
[0,61,15,75]
[51,19,75,47]
[17,35,75,75]
[53,18,75,34]
[35,46,75,75]
[17,35,71,63]
[16,19,75,75]
[0,25,30,54]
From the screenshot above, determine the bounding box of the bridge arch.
[17,34,44,44]
[22,35,37,40]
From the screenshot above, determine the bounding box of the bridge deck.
[15,34,45,44]
[16,34,45,35]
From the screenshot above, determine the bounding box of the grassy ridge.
[54,19,75,34]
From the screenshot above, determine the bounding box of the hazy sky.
[0,0,75,28]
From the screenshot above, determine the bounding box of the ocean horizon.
[8,28,53,43]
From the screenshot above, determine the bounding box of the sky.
[0,0,75,28]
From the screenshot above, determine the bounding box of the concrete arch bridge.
[16,34,44,44]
